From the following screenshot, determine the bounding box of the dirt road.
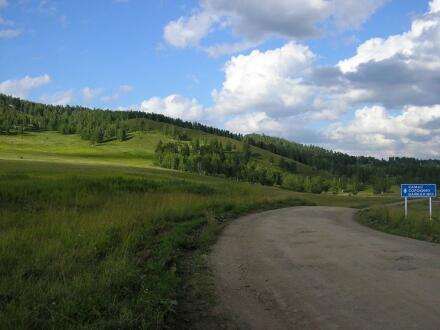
[210,207,440,329]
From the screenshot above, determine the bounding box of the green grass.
[356,201,440,243]
[0,158,397,329]
[0,130,400,328]
[0,159,313,329]
[0,131,171,167]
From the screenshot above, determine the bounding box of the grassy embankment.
[356,201,440,243]
[0,131,399,328]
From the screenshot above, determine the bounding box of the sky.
[1,0,440,159]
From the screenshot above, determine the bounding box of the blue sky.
[1,0,440,158]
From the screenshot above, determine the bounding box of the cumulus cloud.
[331,3,440,109]
[163,10,217,48]
[205,40,258,58]
[140,94,205,121]
[163,0,387,53]
[224,112,284,135]
[201,0,330,41]
[325,105,440,158]
[430,0,440,13]
[330,0,389,29]
[0,74,51,98]
[212,42,314,115]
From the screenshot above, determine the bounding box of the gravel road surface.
[210,207,440,330]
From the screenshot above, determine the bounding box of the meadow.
[0,158,315,329]
[356,201,440,243]
[0,131,169,167]
[0,129,402,329]
[0,156,401,329]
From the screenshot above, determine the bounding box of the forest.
[244,134,440,183]
[155,139,283,186]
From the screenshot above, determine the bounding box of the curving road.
[210,207,440,330]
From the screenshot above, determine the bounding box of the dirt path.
[210,207,440,330]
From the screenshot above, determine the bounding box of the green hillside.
[0,124,319,176]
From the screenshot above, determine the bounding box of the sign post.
[401,184,437,219]
[430,197,432,220]
[405,197,408,218]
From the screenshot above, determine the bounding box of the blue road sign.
[401,184,437,198]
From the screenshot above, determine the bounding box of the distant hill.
[1,93,439,193]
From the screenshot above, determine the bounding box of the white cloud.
[0,29,21,38]
[328,3,440,110]
[212,42,314,115]
[325,105,440,158]
[164,0,387,52]
[140,94,204,121]
[205,40,258,58]
[202,0,330,41]
[0,74,51,98]
[330,0,389,29]
[101,84,133,102]
[224,112,284,135]
[430,0,440,13]
[0,0,7,9]
[81,87,105,102]
[163,10,217,48]
[338,6,440,73]
[40,89,75,105]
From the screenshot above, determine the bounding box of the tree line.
[244,134,440,187]
[154,139,370,194]
[155,139,283,186]
[0,94,240,143]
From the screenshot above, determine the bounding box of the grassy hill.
[0,127,319,176]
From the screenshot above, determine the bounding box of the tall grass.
[0,160,308,329]
[356,202,440,243]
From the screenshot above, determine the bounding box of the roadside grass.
[0,159,312,329]
[356,201,440,243]
[282,191,398,209]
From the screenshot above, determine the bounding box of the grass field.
[0,159,314,329]
[0,156,399,329]
[0,131,170,167]
[0,130,401,328]
[356,201,440,243]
